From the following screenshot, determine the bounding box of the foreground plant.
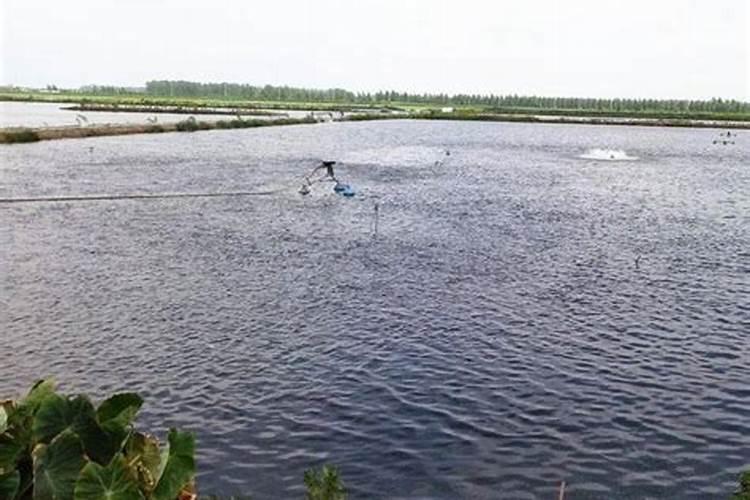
[0,380,195,500]
[733,470,750,500]
[304,465,346,500]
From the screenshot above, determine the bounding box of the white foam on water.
[579,148,639,161]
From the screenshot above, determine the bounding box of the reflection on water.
[1,121,748,499]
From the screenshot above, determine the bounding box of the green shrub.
[0,129,40,144]
[0,379,196,500]
[304,465,346,500]
[175,117,200,132]
[733,470,750,500]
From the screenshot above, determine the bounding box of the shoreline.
[0,117,318,144]
[0,93,392,113]
[2,112,748,145]
[60,103,286,116]
[416,112,750,129]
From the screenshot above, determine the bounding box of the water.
[0,101,306,128]
[1,120,748,499]
[579,148,639,161]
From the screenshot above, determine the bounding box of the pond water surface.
[1,120,748,499]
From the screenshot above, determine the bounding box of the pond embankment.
[2,111,749,144]
[0,116,319,143]
[61,103,285,116]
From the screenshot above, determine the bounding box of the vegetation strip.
[61,104,284,116]
[3,83,750,121]
[414,112,750,129]
[0,92,388,113]
[3,110,749,145]
[0,117,318,144]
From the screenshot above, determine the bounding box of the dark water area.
[1,121,748,499]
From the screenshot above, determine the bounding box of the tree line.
[74,80,750,113]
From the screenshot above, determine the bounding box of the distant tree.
[135,80,750,114]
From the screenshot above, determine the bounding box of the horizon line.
[1,80,748,104]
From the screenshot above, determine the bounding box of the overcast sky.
[1,0,748,100]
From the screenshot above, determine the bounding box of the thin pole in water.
[558,481,566,500]
[373,202,380,240]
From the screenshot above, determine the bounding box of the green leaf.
[32,395,96,445]
[32,395,122,465]
[19,380,56,414]
[123,432,162,493]
[32,394,75,445]
[733,470,750,500]
[156,439,169,485]
[77,415,125,467]
[0,432,24,474]
[0,470,20,500]
[151,429,195,500]
[96,393,143,429]
[3,380,56,461]
[74,456,145,500]
[32,430,85,500]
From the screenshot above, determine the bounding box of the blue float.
[333,182,355,197]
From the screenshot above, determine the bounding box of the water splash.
[579,148,639,161]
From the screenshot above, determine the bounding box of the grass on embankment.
[4,91,750,122]
[473,106,750,122]
[61,103,285,116]
[0,116,318,144]
[0,92,400,113]
[413,110,750,129]
[0,128,41,143]
[3,109,748,145]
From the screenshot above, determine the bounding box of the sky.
[1,0,748,101]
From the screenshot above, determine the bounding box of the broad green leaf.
[151,429,195,500]
[76,413,124,466]
[124,432,162,493]
[0,432,23,474]
[0,470,20,499]
[1,401,33,468]
[32,430,85,500]
[19,380,56,414]
[5,380,55,455]
[32,395,96,445]
[74,456,145,500]
[156,439,170,484]
[96,393,143,429]
[32,395,121,465]
[32,394,75,444]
